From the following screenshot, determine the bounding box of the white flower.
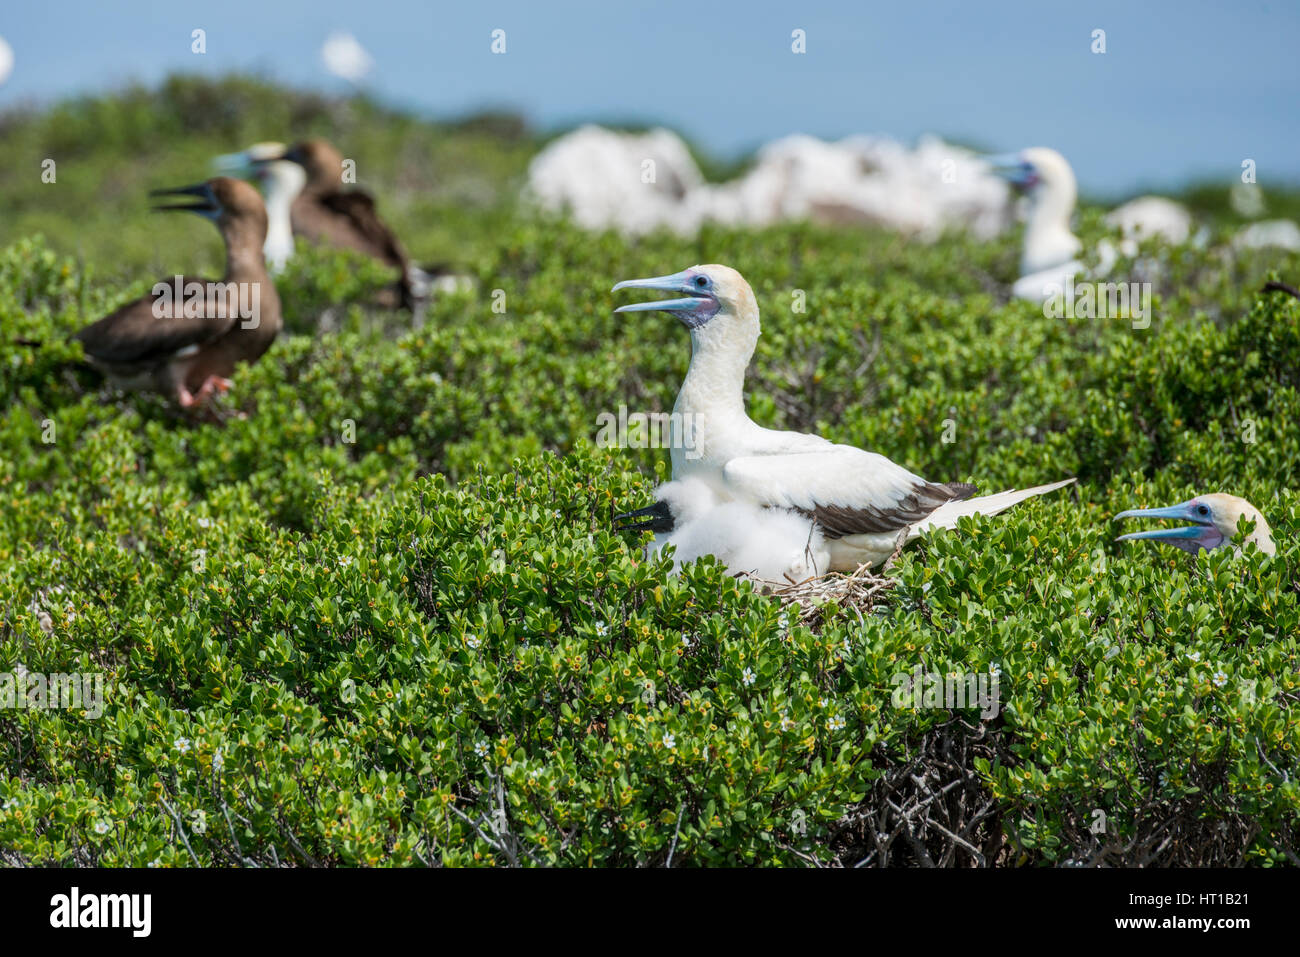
[827,714,846,732]
[818,697,830,709]
[1187,652,1201,662]
[681,634,694,649]
[466,634,481,650]
[197,517,211,529]
[212,749,225,772]
[742,667,755,686]
[1213,671,1228,688]
[338,556,353,568]
[990,663,1002,678]
[174,737,191,754]
[662,733,676,749]
[93,820,110,835]
[147,858,161,869]
[474,741,489,759]
[595,621,609,637]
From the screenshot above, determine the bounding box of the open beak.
[1114,500,1211,547]
[984,152,1037,188]
[612,270,719,327]
[150,182,220,216]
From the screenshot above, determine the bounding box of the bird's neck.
[261,178,299,269]
[1023,183,1081,274]
[222,223,272,283]
[674,329,754,423]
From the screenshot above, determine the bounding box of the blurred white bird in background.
[321,32,373,84]
[528,127,1012,240]
[0,35,14,87]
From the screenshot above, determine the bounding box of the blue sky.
[2,0,1297,196]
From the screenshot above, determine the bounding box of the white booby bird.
[617,476,829,584]
[1115,494,1276,556]
[72,178,282,408]
[612,265,1076,571]
[986,148,1194,300]
[985,148,1085,300]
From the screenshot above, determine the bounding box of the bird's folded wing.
[74,281,239,365]
[318,189,408,267]
[722,447,976,538]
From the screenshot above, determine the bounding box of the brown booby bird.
[73,177,281,407]
[1116,494,1276,556]
[220,139,436,309]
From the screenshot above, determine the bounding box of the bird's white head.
[986,147,1080,274]
[987,147,1076,202]
[1115,493,1275,556]
[612,263,760,359]
[214,142,308,205]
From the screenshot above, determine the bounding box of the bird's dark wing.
[73,277,238,366]
[316,189,409,269]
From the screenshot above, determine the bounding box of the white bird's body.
[614,265,1075,571]
[636,477,829,584]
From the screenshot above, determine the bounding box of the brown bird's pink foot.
[192,375,233,404]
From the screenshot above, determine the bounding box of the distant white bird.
[985,148,1086,300]
[0,35,13,87]
[618,477,829,584]
[214,142,304,272]
[321,32,373,84]
[986,148,1193,299]
[1116,494,1275,556]
[613,265,1075,571]
[525,125,706,236]
[1105,196,1192,246]
[1233,219,1300,252]
[527,127,1012,240]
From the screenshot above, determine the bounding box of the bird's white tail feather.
[909,478,1076,539]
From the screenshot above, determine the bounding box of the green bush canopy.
[1,77,1297,866]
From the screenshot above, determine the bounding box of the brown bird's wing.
[802,481,978,538]
[310,189,409,270]
[74,277,239,367]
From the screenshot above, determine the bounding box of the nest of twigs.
[761,563,896,630]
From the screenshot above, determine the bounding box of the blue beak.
[984,152,1036,187]
[612,271,705,314]
[612,270,720,327]
[1114,500,1208,545]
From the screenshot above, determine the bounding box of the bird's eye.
[695,276,709,288]
[1197,505,1210,516]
